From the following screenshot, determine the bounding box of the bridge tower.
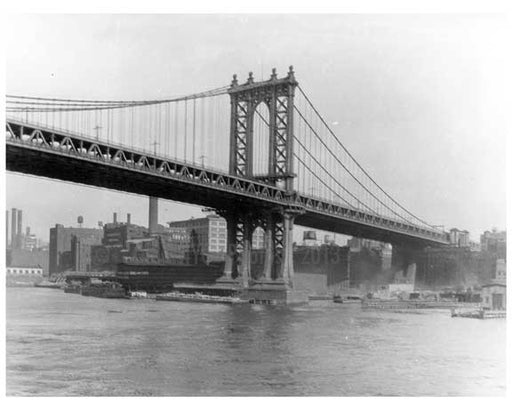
[220,66,304,300]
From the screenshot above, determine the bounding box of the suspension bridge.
[5,66,449,301]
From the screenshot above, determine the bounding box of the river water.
[6,288,506,396]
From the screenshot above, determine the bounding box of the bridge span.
[6,66,449,303]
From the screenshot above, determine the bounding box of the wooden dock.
[451,308,506,319]
[362,299,480,310]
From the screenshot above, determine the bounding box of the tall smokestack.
[17,209,23,248]
[127,213,131,225]
[11,208,17,249]
[5,210,9,248]
[149,197,158,234]
[113,212,118,224]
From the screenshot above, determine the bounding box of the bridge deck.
[6,119,449,247]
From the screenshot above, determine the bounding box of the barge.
[156,291,248,305]
[362,299,481,310]
[451,308,506,319]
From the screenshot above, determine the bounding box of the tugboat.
[80,279,127,298]
[64,283,82,294]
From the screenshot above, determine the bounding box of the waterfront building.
[71,213,151,272]
[90,244,124,272]
[481,283,506,310]
[168,214,264,257]
[103,220,148,247]
[6,266,44,276]
[449,228,470,247]
[495,259,506,282]
[480,258,506,310]
[7,248,49,275]
[415,247,497,290]
[49,224,103,274]
[480,229,506,258]
[125,237,162,260]
[70,235,105,272]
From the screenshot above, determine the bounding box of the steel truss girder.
[5,119,288,204]
[5,119,448,245]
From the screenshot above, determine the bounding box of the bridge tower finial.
[231,74,238,87]
[288,65,295,81]
[247,71,254,84]
[270,68,277,80]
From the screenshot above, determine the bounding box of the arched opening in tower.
[252,102,270,177]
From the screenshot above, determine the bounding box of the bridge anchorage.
[217,66,308,304]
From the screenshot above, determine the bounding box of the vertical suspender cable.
[174,102,178,158]
[184,100,188,162]
[165,103,171,155]
[192,99,196,164]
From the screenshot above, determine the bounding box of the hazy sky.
[4,14,508,242]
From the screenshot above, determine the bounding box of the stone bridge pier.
[217,205,308,305]
[390,245,422,286]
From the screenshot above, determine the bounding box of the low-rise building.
[480,255,506,311]
[7,266,44,276]
[481,283,506,310]
[7,248,49,276]
[495,259,506,282]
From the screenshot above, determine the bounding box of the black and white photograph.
[2,4,509,400]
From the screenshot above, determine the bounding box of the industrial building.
[102,212,149,247]
[6,208,36,250]
[23,227,38,251]
[6,266,44,276]
[6,209,49,275]
[49,224,103,274]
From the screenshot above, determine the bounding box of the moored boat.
[35,281,63,289]
[333,295,362,304]
[156,291,248,305]
[80,281,127,298]
[308,294,333,301]
[64,284,81,294]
